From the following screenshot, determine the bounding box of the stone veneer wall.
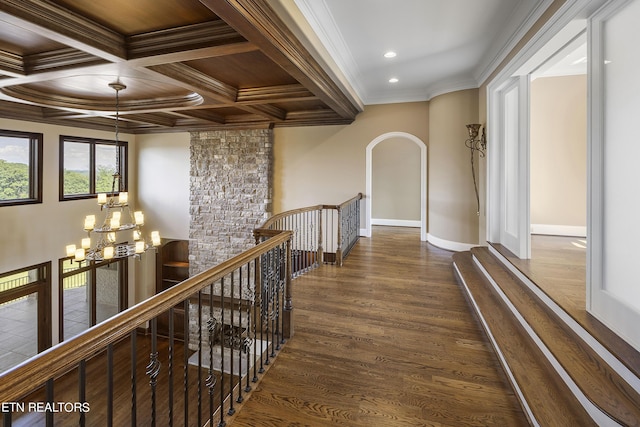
[189,129,273,276]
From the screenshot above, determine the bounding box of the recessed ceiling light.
[384,51,397,58]
[388,77,399,83]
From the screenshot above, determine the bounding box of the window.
[60,136,127,200]
[58,257,127,341]
[0,262,52,372]
[0,130,43,206]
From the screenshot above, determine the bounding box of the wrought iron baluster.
[219,277,226,427]
[207,281,217,427]
[183,299,189,427]
[197,291,203,427]
[146,318,161,427]
[275,245,282,350]
[280,243,287,345]
[45,378,53,427]
[130,331,137,427]
[253,257,260,382]
[237,266,245,404]
[270,248,277,358]
[259,253,266,374]
[107,343,114,427]
[244,262,253,393]
[263,251,271,367]
[228,272,236,416]
[168,307,174,427]
[79,359,86,427]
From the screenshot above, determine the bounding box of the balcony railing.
[254,193,362,274]
[0,194,362,426]
[0,231,293,427]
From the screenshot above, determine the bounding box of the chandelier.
[65,81,160,263]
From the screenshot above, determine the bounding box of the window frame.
[59,135,128,201]
[0,261,52,352]
[58,256,128,342]
[0,129,43,207]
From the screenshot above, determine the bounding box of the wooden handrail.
[254,194,363,270]
[337,193,363,210]
[0,230,293,404]
[258,204,326,230]
[257,194,362,232]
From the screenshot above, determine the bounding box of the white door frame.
[586,0,640,351]
[486,0,605,256]
[488,76,531,258]
[365,132,427,241]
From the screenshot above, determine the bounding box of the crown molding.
[475,0,555,86]
[294,0,366,105]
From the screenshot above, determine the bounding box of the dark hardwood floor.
[492,234,640,380]
[493,234,587,315]
[1,226,529,426]
[230,226,528,426]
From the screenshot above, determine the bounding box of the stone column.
[189,129,273,275]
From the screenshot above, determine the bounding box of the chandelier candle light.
[65,81,160,263]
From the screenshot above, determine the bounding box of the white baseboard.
[427,233,476,252]
[530,224,586,237]
[371,218,421,228]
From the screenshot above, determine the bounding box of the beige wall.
[273,102,429,213]
[136,132,191,241]
[0,118,144,343]
[372,137,421,221]
[135,132,190,302]
[530,75,587,231]
[0,119,139,273]
[428,89,480,246]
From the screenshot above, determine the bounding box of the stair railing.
[254,193,362,272]
[0,230,293,427]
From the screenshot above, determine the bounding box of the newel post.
[317,207,324,264]
[336,206,344,267]
[283,236,294,339]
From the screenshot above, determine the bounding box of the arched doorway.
[365,132,427,240]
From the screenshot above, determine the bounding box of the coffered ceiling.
[0,0,362,133]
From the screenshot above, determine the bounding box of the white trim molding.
[530,224,587,237]
[371,219,421,228]
[427,233,476,252]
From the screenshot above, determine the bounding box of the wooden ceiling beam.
[117,113,177,128]
[147,63,237,103]
[244,104,286,121]
[198,0,361,120]
[170,110,226,125]
[146,63,286,122]
[24,48,106,74]
[128,42,259,68]
[128,20,247,59]
[0,50,25,76]
[0,1,126,62]
[0,0,360,132]
[236,84,315,104]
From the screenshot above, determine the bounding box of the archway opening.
[365,132,427,241]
